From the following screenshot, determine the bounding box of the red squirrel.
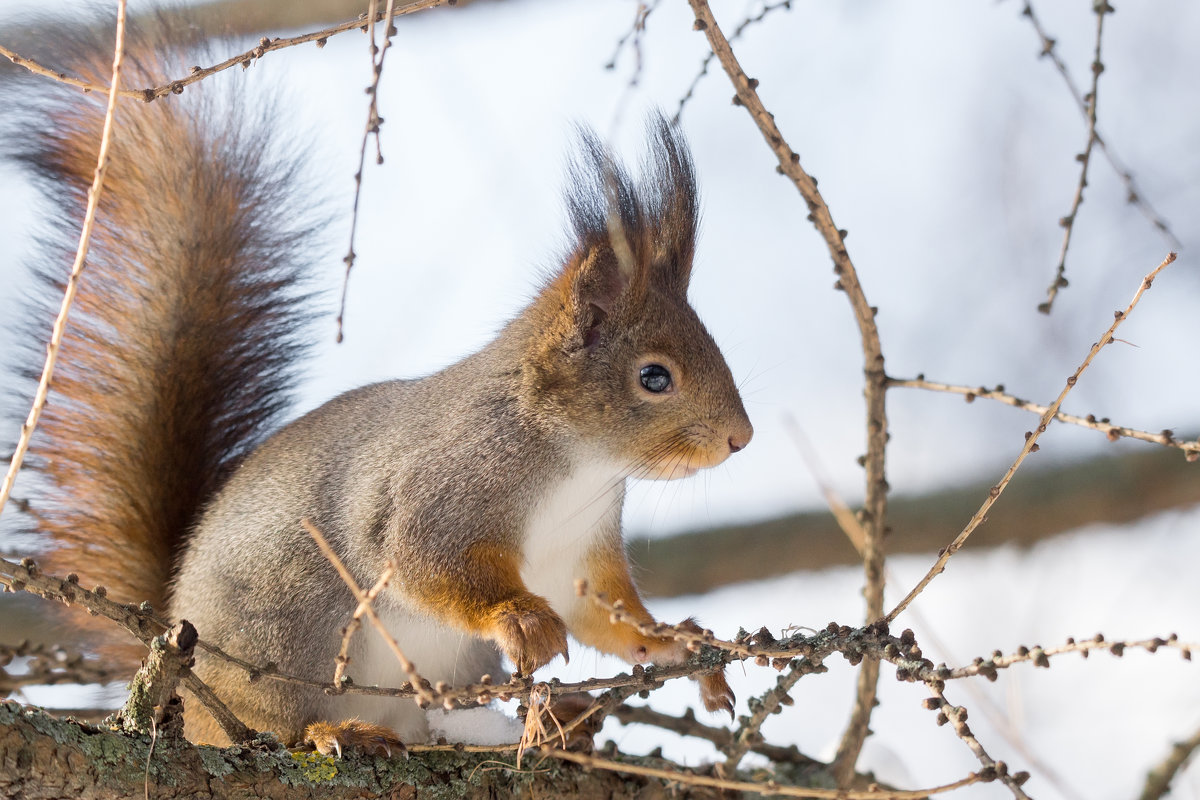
[10,25,752,755]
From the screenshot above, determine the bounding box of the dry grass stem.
[886,252,1177,625]
[783,413,868,555]
[888,376,1200,460]
[0,0,128,522]
[300,518,433,703]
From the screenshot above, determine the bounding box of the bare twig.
[0,556,256,743]
[336,0,400,343]
[1139,721,1200,800]
[0,43,147,100]
[1019,1,1180,250]
[1040,1,1111,313]
[614,704,820,766]
[578,579,753,659]
[178,671,254,744]
[719,664,802,776]
[887,376,1200,461]
[0,642,127,693]
[332,563,395,687]
[5,555,732,706]
[896,607,1087,800]
[0,1,446,104]
[300,518,433,703]
[925,683,1032,799]
[886,252,1178,625]
[680,1,891,782]
[925,634,1195,682]
[0,0,128,522]
[673,0,793,124]
[544,747,983,798]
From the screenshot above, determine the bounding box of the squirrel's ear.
[568,244,629,349]
[643,115,699,296]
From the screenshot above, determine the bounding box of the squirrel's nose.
[727,422,753,454]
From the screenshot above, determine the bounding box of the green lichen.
[289,751,339,782]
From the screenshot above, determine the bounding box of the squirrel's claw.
[698,670,736,718]
[492,594,570,674]
[303,719,408,760]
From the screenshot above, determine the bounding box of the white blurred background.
[1,1,1197,797]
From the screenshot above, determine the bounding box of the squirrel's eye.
[639,364,672,393]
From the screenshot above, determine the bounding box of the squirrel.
[8,24,753,755]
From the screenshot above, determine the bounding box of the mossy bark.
[0,702,736,800]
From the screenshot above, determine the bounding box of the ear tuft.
[642,114,699,293]
[561,113,700,302]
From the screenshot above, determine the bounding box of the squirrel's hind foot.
[303,719,408,760]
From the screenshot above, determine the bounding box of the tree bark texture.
[0,701,733,800]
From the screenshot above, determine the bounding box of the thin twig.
[336,0,400,343]
[719,664,802,776]
[680,2,891,783]
[300,518,433,703]
[1040,1,1111,314]
[544,747,983,799]
[614,704,820,766]
[0,1,446,104]
[0,0,128,522]
[886,252,1177,625]
[332,563,395,687]
[925,683,1032,799]
[887,376,1200,460]
[606,0,661,131]
[925,634,1195,682]
[0,43,147,100]
[1019,1,1180,250]
[0,641,128,692]
[673,0,793,124]
[578,579,754,659]
[3,555,729,705]
[1139,721,1200,800]
[896,609,1087,800]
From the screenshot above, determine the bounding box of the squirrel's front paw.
[490,594,569,674]
[303,719,407,759]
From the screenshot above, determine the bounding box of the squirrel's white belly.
[340,455,623,741]
[521,456,625,615]
[341,595,503,741]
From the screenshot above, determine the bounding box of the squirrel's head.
[523,116,753,480]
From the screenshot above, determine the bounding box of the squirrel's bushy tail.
[6,23,320,646]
